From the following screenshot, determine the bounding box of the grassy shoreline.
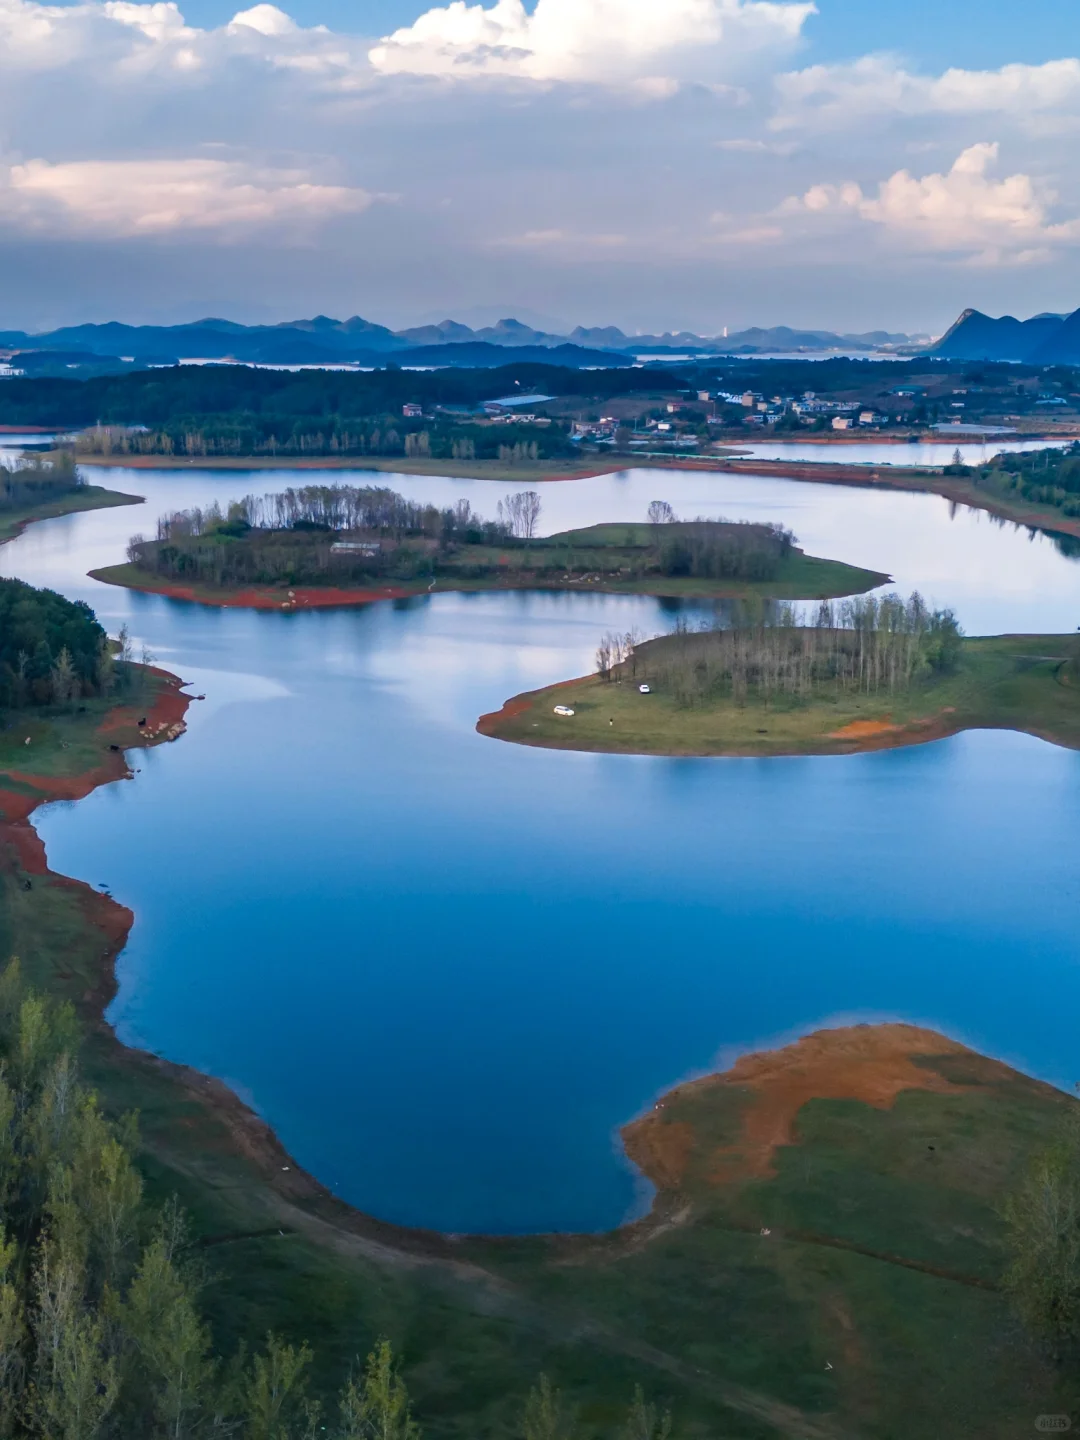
[1,679,1075,1431]
[0,483,142,543]
[479,633,1080,758]
[89,537,889,611]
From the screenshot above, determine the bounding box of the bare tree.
[647,501,676,526]
[499,491,542,539]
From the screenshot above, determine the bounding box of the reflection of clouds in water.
[2,455,1080,637]
[362,591,686,729]
[348,592,719,735]
[168,667,290,723]
[737,440,1070,469]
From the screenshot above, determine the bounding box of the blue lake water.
[3,461,1080,1234]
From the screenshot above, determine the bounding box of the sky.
[3,0,1080,335]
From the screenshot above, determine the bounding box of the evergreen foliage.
[0,579,109,709]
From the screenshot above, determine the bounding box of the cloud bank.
[368,0,816,84]
[1,0,1080,328]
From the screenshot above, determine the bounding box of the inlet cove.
[6,457,1080,1437]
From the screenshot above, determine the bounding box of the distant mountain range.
[0,314,923,370]
[932,308,1080,364]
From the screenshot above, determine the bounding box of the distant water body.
[4,456,1080,1234]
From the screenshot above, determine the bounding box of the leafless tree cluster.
[497,491,542,539]
[610,593,962,706]
[595,630,646,681]
[154,485,501,540]
[128,485,521,587]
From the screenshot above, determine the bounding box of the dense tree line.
[74,420,569,463]
[601,594,963,705]
[0,454,82,514]
[655,520,794,582]
[127,486,522,587]
[0,365,671,431]
[0,578,112,709]
[157,487,513,540]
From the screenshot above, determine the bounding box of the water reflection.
[3,463,1080,1234]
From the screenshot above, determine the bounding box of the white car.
[553,705,576,717]
[639,684,652,694]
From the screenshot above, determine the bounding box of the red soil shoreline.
[0,671,191,1010]
[0,685,1054,1259]
[621,1023,1051,1192]
[90,572,424,610]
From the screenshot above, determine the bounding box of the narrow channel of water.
[3,462,1080,1234]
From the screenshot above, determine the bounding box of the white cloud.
[0,0,363,80]
[369,0,816,85]
[2,158,373,238]
[227,4,297,36]
[774,55,1080,131]
[786,143,1080,264]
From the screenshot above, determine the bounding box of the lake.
[4,458,1080,1234]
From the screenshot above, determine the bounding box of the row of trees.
[155,487,538,544]
[599,594,963,705]
[127,487,546,588]
[0,454,82,514]
[0,962,676,1439]
[71,420,569,464]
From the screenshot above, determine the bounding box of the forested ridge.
[0,364,663,423]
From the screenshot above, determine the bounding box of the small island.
[89,485,888,608]
[479,598,1080,756]
[0,450,140,544]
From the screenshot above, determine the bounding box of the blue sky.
[3,0,1080,333]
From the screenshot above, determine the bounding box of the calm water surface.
[3,458,1080,1233]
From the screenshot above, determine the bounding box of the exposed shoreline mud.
[0,696,1057,1272]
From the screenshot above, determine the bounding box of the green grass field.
[0,484,141,543]
[482,634,1080,757]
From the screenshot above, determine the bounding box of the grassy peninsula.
[89,485,887,609]
[2,700,1076,1434]
[2,581,1077,1436]
[480,603,1080,756]
[0,450,139,543]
